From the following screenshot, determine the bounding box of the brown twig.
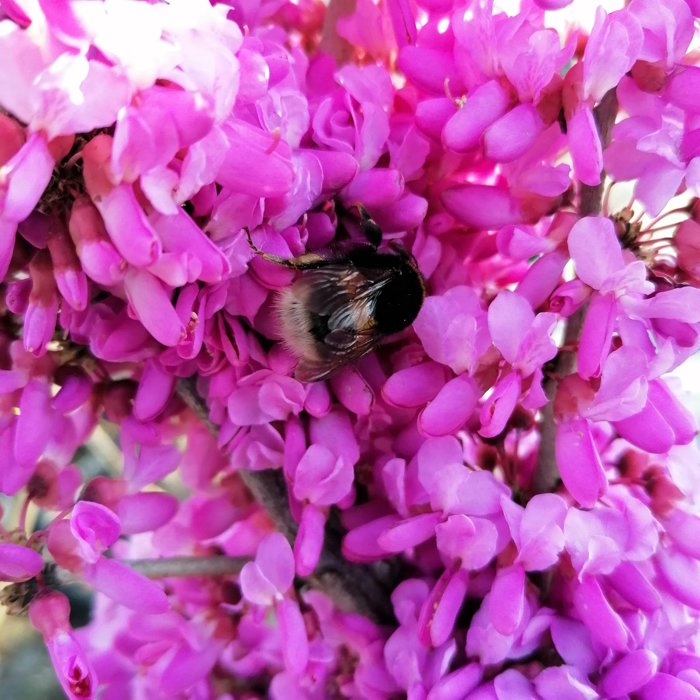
[176,377,398,624]
[123,555,247,579]
[531,89,618,496]
[318,0,356,64]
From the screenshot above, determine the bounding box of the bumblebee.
[247,208,426,382]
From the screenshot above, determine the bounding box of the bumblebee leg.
[354,205,383,248]
[244,227,334,270]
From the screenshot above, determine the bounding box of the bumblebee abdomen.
[277,287,324,362]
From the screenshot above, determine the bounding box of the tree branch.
[127,555,247,579]
[318,0,356,64]
[176,377,397,624]
[532,89,618,495]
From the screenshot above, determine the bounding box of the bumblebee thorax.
[373,264,425,334]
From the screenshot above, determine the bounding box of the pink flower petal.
[70,501,121,563]
[494,669,535,700]
[341,168,404,209]
[343,515,401,562]
[0,543,43,582]
[151,209,230,284]
[256,532,295,595]
[663,509,700,559]
[656,547,700,608]
[159,644,221,696]
[555,418,607,508]
[583,346,648,421]
[416,98,458,141]
[608,562,661,612]
[117,492,178,535]
[294,504,325,576]
[613,388,677,454]
[667,65,700,113]
[639,674,700,700]
[534,666,598,700]
[442,185,522,230]
[534,0,574,8]
[601,650,658,697]
[313,150,359,193]
[488,291,534,365]
[0,133,54,223]
[0,219,17,280]
[427,567,469,647]
[488,565,526,635]
[85,557,169,613]
[276,597,309,676]
[329,366,374,416]
[240,560,279,606]
[14,378,53,467]
[442,80,511,153]
[397,46,461,95]
[133,359,175,422]
[428,663,483,700]
[417,435,464,497]
[377,512,442,552]
[516,494,567,571]
[568,216,625,290]
[484,104,544,163]
[383,361,446,408]
[573,576,629,651]
[124,267,184,347]
[479,373,522,438]
[567,105,603,187]
[515,251,567,309]
[583,7,643,101]
[436,515,498,570]
[550,618,600,676]
[218,120,294,197]
[642,287,700,324]
[293,444,353,506]
[52,368,92,414]
[93,184,162,268]
[29,591,98,700]
[414,286,489,374]
[419,374,478,437]
[577,293,617,379]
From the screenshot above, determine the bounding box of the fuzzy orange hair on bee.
[246,207,426,382]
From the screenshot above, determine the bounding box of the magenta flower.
[481,290,557,436]
[240,533,309,676]
[29,592,97,699]
[0,0,699,697]
[414,286,490,375]
[568,215,653,378]
[0,543,43,582]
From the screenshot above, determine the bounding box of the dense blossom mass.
[1,0,700,697]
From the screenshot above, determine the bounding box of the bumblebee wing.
[300,266,377,310]
[294,329,381,382]
[294,265,389,332]
[282,265,392,382]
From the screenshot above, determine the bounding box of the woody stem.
[531,88,618,496]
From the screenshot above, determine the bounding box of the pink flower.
[0,542,43,582]
[568,216,652,378]
[29,591,97,700]
[0,0,700,696]
[240,533,309,676]
[481,290,557,436]
[414,286,490,375]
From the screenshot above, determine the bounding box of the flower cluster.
[1,0,700,698]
